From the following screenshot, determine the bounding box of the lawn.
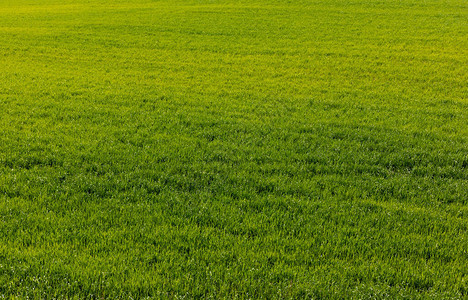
[0,0,467,298]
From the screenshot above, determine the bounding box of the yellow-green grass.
[1,0,467,298]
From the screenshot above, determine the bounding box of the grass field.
[1,0,467,298]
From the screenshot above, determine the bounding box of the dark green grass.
[1,0,467,298]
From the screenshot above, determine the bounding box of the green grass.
[1,0,467,298]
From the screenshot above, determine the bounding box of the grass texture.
[0,0,467,298]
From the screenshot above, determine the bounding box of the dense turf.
[1,0,467,298]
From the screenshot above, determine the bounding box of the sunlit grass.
[1,0,467,298]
